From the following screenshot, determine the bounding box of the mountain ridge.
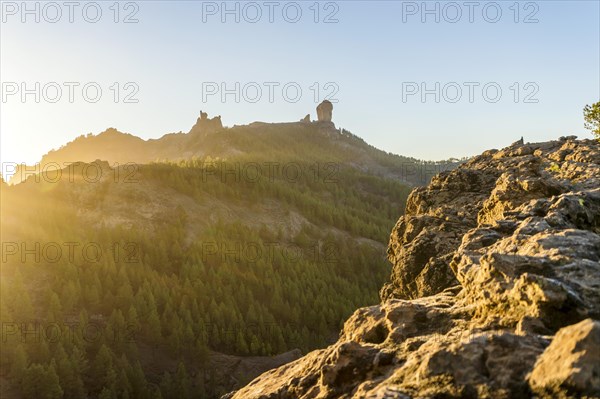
[8,108,462,186]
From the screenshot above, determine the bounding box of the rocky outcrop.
[224,137,600,399]
[317,100,333,122]
[190,111,223,135]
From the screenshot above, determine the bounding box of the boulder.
[317,100,333,122]
[529,319,600,396]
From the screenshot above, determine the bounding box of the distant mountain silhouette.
[9,108,460,186]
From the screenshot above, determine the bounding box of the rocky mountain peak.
[189,110,223,135]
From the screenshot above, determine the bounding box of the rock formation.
[317,100,333,122]
[301,114,311,123]
[190,111,223,135]
[224,137,600,399]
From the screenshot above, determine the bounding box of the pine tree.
[116,355,132,398]
[249,334,261,355]
[128,360,148,398]
[235,331,249,355]
[54,344,82,399]
[173,362,191,399]
[91,344,115,393]
[194,338,209,364]
[22,362,63,399]
[147,307,162,347]
[70,345,88,377]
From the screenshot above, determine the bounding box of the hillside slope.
[1,106,432,398]
[226,136,600,399]
[0,157,410,397]
[0,107,460,398]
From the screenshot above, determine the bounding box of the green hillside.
[1,129,417,398]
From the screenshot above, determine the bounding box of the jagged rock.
[529,318,600,396]
[511,136,525,146]
[383,167,499,300]
[190,111,223,135]
[301,114,311,123]
[317,100,333,122]
[224,138,600,399]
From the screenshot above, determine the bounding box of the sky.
[1,0,599,167]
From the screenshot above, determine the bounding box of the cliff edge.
[224,137,600,399]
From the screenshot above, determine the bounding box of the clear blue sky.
[1,0,599,166]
